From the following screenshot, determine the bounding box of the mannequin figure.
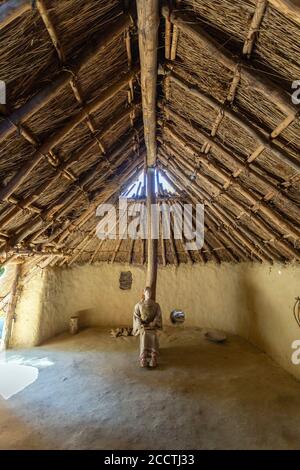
[133,286,163,368]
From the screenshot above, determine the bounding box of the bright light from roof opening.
[121,169,175,198]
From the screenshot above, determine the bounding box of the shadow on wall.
[236,271,264,347]
[77,309,100,328]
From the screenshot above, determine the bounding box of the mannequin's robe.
[133,299,163,357]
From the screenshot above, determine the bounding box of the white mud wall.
[11,262,300,379]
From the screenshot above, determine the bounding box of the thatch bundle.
[176,32,233,102]
[48,0,122,58]
[0,9,56,109]
[183,0,256,43]
[254,6,300,88]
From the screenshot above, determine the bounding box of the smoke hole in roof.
[121,169,176,199]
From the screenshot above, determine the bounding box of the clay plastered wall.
[11,262,300,379]
[11,269,45,347]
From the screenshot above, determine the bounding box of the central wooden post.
[136,0,159,300]
[146,167,158,299]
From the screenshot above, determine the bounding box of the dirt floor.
[1,327,300,450]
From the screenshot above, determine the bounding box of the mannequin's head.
[143,286,151,301]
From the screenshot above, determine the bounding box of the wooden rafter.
[162,170,241,261]
[1,0,300,267]
[53,160,144,251]
[0,13,133,143]
[159,116,300,243]
[0,103,140,229]
[158,162,256,262]
[243,0,267,56]
[164,69,300,173]
[159,166,252,262]
[36,0,107,155]
[158,152,295,262]
[1,134,143,254]
[65,163,144,266]
[162,6,297,117]
[0,67,139,202]
[159,110,300,241]
[159,144,299,260]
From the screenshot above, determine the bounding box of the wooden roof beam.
[243,0,267,56]
[164,70,300,172]
[12,162,141,262]
[160,104,296,209]
[159,166,238,261]
[63,162,144,264]
[36,0,106,154]
[159,141,300,260]
[89,207,120,265]
[5,136,142,249]
[0,66,139,202]
[90,239,106,265]
[68,233,94,266]
[53,160,144,249]
[36,0,65,62]
[160,166,254,262]
[162,120,298,246]
[158,158,263,261]
[0,13,133,143]
[161,6,297,117]
[38,159,144,258]
[166,165,274,263]
[158,150,300,259]
[159,110,300,240]
[136,0,159,166]
[0,103,140,229]
[157,165,251,262]
[192,0,265,161]
[160,132,298,255]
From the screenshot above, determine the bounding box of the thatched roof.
[0,0,299,273]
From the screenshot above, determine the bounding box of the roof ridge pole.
[137,0,159,167]
[136,0,159,299]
